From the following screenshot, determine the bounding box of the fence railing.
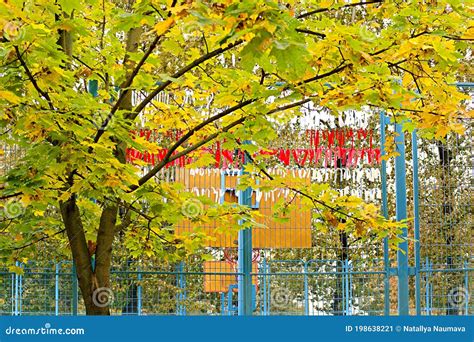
[1,258,471,316]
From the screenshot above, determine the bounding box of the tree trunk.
[59,196,105,315]
[53,2,142,315]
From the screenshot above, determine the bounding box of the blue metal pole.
[18,265,22,315]
[379,111,390,315]
[428,260,433,315]
[10,273,14,315]
[220,292,226,315]
[394,122,409,315]
[349,263,353,315]
[180,262,186,315]
[263,258,268,316]
[175,262,187,315]
[137,265,142,316]
[304,261,309,315]
[238,160,253,315]
[344,260,350,315]
[464,261,469,315]
[14,261,19,316]
[55,263,60,316]
[424,258,429,315]
[412,129,421,315]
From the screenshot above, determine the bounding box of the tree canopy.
[0,0,472,314]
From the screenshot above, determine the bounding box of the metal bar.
[304,262,309,315]
[238,153,253,315]
[262,257,268,316]
[380,111,390,316]
[18,265,22,315]
[10,273,14,315]
[14,261,19,316]
[255,271,388,276]
[424,258,429,315]
[454,82,474,87]
[227,289,232,316]
[220,292,225,315]
[418,268,474,273]
[464,261,468,315]
[137,265,142,316]
[344,260,350,315]
[394,122,409,315]
[428,260,432,315]
[176,262,186,315]
[55,263,59,316]
[412,129,421,315]
[349,263,353,315]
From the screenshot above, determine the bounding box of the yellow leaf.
[9,265,24,275]
[0,90,21,104]
[154,18,174,35]
[336,222,347,231]
[33,210,45,217]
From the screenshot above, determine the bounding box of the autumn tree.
[0,0,472,315]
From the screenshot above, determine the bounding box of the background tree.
[0,0,472,315]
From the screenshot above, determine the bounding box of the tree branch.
[297,0,384,19]
[130,98,312,191]
[295,28,326,39]
[298,62,350,85]
[131,40,243,118]
[93,33,162,142]
[14,46,54,110]
[10,229,66,251]
[241,150,366,223]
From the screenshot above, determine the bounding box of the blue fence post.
[394,121,409,315]
[304,261,309,315]
[379,111,390,315]
[10,272,14,315]
[55,263,60,316]
[262,258,269,316]
[238,148,253,316]
[18,262,23,315]
[412,129,421,315]
[137,265,142,316]
[344,260,350,315]
[424,257,430,315]
[347,260,354,316]
[175,262,186,315]
[13,261,19,316]
[220,292,226,315]
[464,261,469,315]
[428,259,433,315]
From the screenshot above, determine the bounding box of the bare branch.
[297,0,383,19]
[14,46,54,110]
